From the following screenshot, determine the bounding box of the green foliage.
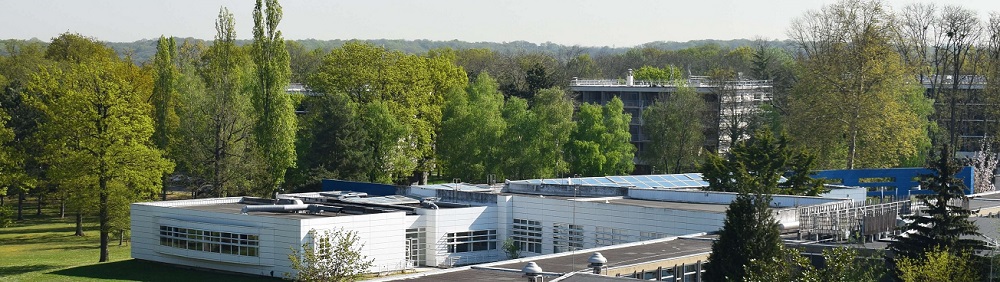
[151,35,179,152]
[26,44,173,262]
[358,101,410,183]
[704,193,783,281]
[502,237,520,259]
[0,108,21,199]
[787,0,931,169]
[744,245,816,282]
[286,93,368,191]
[530,88,575,177]
[896,247,979,282]
[251,0,297,193]
[181,8,259,197]
[566,54,600,79]
[44,33,117,64]
[288,228,374,282]
[286,40,324,83]
[889,146,984,262]
[701,129,825,195]
[641,86,706,173]
[0,204,12,228]
[309,42,465,183]
[567,97,635,176]
[438,78,573,182]
[813,247,884,282]
[633,65,682,81]
[439,73,506,182]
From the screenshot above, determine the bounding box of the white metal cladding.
[131,188,846,277]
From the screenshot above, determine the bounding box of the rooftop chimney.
[626,69,634,87]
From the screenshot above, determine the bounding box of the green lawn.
[0,205,280,282]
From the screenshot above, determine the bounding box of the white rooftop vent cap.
[522,262,543,275]
[588,252,607,265]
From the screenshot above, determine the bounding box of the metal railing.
[570,78,772,88]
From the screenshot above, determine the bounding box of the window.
[639,231,669,241]
[553,223,583,253]
[158,225,259,257]
[446,230,497,253]
[512,219,542,253]
[406,228,427,266]
[595,227,630,246]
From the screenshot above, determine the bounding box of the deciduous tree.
[288,228,374,282]
[567,97,634,176]
[183,8,258,197]
[27,50,173,262]
[787,0,931,169]
[439,73,506,182]
[641,86,705,174]
[896,247,979,282]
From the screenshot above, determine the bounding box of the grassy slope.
[0,205,279,282]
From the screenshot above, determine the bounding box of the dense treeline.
[75,38,773,66]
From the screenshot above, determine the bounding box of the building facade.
[132,174,854,278]
[569,72,772,172]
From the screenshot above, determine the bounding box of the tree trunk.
[119,230,124,246]
[99,177,110,262]
[60,199,65,218]
[1,194,5,206]
[161,174,168,201]
[36,194,42,216]
[17,190,24,221]
[75,211,84,236]
[847,121,858,170]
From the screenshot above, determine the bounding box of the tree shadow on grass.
[51,260,280,282]
[0,264,60,277]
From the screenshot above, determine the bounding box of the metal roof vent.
[522,262,544,282]
[588,252,608,274]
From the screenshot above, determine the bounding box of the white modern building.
[130,174,857,278]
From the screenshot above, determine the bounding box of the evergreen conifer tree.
[889,145,984,261]
[704,193,783,282]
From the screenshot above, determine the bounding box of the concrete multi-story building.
[569,71,772,172]
[922,75,993,153]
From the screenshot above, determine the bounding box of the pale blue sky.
[2,0,999,47]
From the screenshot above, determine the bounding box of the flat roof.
[502,194,733,213]
[179,203,364,219]
[150,193,436,219]
[510,174,709,189]
[604,198,731,213]
[413,183,496,193]
[385,236,712,282]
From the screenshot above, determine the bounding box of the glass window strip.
[158,225,259,257]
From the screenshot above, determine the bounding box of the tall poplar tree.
[251,0,296,195]
[184,8,256,197]
[151,35,178,200]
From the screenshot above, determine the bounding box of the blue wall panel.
[812,167,975,198]
[321,179,397,196]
